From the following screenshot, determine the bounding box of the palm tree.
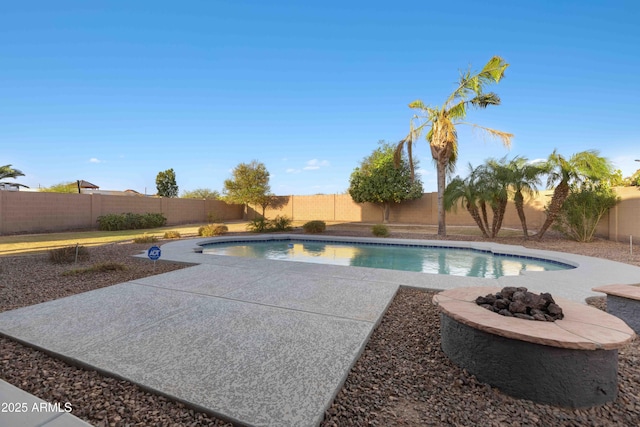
[444,165,490,238]
[481,159,511,237]
[498,156,546,238]
[0,164,28,188]
[395,56,513,237]
[534,150,613,240]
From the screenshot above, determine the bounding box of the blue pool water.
[201,239,573,278]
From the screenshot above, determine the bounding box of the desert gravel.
[1,232,639,426]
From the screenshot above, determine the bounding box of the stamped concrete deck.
[2,236,640,426]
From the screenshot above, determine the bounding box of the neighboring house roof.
[77,180,99,189]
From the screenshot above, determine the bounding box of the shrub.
[303,220,326,234]
[247,216,293,232]
[163,230,181,239]
[372,224,390,237]
[207,212,221,223]
[97,212,167,231]
[133,233,158,244]
[198,223,228,237]
[269,215,292,232]
[553,183,619,242]
[49,245,90,264]
[247,217,269,232]
[139,213,167,229]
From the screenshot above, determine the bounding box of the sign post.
[147,245,161,270]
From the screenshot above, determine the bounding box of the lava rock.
[475,287,564,322]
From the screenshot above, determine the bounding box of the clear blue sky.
[2,1,639,195]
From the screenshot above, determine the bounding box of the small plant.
[372,224,390,237]
[269,215,293,232]
[247,217,269,232]
[49,245,90,264]
[163,230,181,239]
[133,233,158,244]
[62,262,127,276]
[198,223,228,237]
[303,220,326,234]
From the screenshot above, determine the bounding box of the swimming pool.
[200,238,573,278]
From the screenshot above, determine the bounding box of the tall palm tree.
[496,156,545,238]
[535,150,613,240]
[0,164,28,188]
[395,56,513,236]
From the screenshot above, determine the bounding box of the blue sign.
[148,246,161,261]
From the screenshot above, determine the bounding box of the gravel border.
[1,234,639,426]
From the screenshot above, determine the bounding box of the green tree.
[223,160,271,217]
[535,150,613,239]
[181,188,220,199]
[156,168,178,198]
[395,56,513,237]
[0,164,28,188]
[349,142,423,223]
[39,181,77,193]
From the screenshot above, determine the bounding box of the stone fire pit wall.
[592,284,640,335]
[433,287,636,408]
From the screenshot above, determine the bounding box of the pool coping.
[198,235,576,270]
[159,234,640,302]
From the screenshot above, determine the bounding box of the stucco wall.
[0,192,243,234]
[1,187,638,240]
[262,192,550,230]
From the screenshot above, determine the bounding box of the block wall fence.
[0,188,638,243]
[0,192,243,235]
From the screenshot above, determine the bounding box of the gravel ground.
[1,232,639,426]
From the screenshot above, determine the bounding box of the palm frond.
[408,100,426,110]
[470,92,501,108]
[394,126,418,180]
[447,56,509,106]
[447,101,467,120]
[480,56,509,83]
[459,122,513,148]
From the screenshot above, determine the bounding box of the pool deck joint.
[2,235,640,427]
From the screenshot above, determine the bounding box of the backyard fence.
[1,188,638,243]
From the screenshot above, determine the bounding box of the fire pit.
[433,286,636,408]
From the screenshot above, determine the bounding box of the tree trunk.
[491,197,508,238]
[514,191,528,238]
[436,160,447,236]
[466,203,490,238]
[535,181,570,240]
[479,201,490,233]
[380,203,390,223]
